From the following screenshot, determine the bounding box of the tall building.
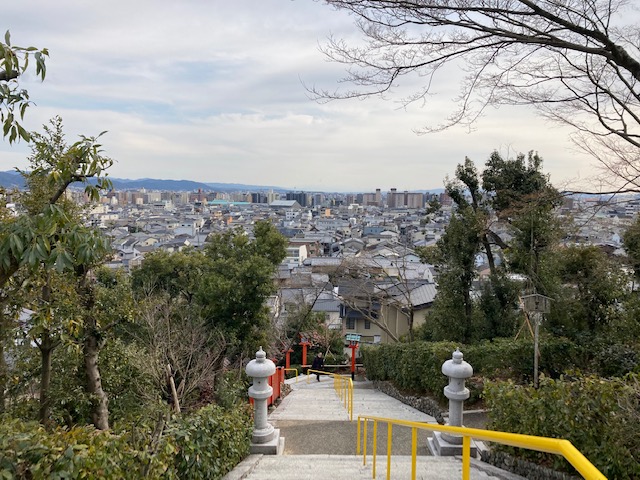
[439,192,453,206]
[286,191,308,207]
[387,188,401,208]
[405,192,425,209]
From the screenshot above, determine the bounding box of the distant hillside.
[205,182,284,192]
[0,171,25,189]
[0,171,285,192]
[108,178,212,191]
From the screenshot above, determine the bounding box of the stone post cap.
[246,346,276,378]
[442,348,473,379]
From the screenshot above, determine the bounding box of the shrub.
[0,418,175,479]
[0,403,252,480]
[167,403,252,480]
[362,337,584,402]
[484,374,640,479]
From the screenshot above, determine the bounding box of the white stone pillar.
[246,347,283,454]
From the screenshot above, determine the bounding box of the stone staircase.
[228,454,523,479]
[223,375,525,480]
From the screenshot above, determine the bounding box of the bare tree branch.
[315,0,640,190]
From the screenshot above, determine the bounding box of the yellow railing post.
[372,420,378,479]
[363,420,368,465]
[386,423,392,480]
[305,371,354,421]
[411,427,417,480]
[283,368,298,382]
[462,436,471,480]
[352,415,607,480]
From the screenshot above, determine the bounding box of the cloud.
[2,0,600,192]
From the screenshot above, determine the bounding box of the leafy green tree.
[447,157,504,274]
[482,151,562,295]
[0,117,113,418]
[427,208,482,342]
[132,221,286,361]
[0,31,48,143]
[623,215,640,280]
[198,222,286,355]
[131,249,204,303]
[549,245,629,337]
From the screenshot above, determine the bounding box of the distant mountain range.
[0,170,448,194]
[0,171,285,192]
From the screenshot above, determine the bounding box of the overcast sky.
[2,1,603,192]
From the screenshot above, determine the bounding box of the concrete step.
[224,454,525,480]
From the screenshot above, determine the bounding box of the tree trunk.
[407,309,414,343]
[84,328,109,430]
[462,288,473,342]
[482,234,496,276]
[0,338,6,414]
[38,331,55,425]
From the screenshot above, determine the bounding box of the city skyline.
[1,1,617,192]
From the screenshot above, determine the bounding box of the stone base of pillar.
[428,431,477,457]
[250,429,284,455]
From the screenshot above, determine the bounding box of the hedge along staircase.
[223,375,525,480]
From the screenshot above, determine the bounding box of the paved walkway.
[224,375,525,479]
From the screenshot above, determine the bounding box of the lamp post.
[521,293,552,388]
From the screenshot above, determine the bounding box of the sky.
[1,0,605,193]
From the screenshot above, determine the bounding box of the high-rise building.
[286,191,308,207]
[405,192,425,209]
[387,188,401,208]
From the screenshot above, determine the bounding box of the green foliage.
[214,369,249,409]
[0,403,252,479]
[485,375,640,479]
[133,223,286,357]
[0,418,175,479]
[476,274,521,339]
[623,215,640,278]
[168,404,252,479]
[0,31,48,143]
[361,337,606,402]
[427,210,481,342]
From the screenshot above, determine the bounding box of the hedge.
[0,403,252,480]
[361,337,585,402]
[484,374,640,479]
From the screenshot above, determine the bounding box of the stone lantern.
[428,349,477,457]
[246,347,283,454]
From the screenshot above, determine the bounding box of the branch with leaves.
[0,30,48,143]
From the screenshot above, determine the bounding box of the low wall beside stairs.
[372,380,446,424]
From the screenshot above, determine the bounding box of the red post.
[300,340,310,367]
[349,341,359,381]
[285,349,293,369]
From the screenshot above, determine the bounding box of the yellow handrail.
[356,415,606,480]
[283,368,298,382]
[307,369,354,421]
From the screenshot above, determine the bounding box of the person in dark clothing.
[311,352,324,381]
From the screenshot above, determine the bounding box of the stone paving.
[223,374,525,480]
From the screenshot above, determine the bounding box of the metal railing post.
[462,436,471,480]
[354,415,607,480]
